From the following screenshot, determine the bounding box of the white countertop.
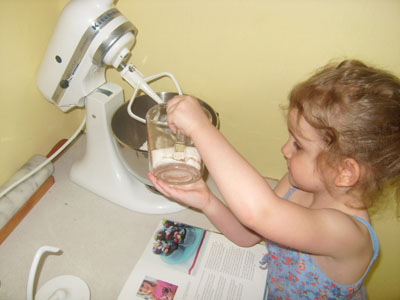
[0,134,276,300]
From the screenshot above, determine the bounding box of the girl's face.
[138,281,153,295]
[281,109,326,192]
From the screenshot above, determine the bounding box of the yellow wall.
[0,0,84,187]
[0,0,399,298]
[367,188,400,300]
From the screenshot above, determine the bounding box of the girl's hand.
[148,172,263,247]
[147,172,212,211]
[166,95,212,137]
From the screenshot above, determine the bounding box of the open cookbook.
[118,220,268,300]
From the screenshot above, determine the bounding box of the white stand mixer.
[37,0,186,214]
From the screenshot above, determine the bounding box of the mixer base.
[70,83,186,214]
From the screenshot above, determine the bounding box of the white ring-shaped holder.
[27,246,90,300]
[35,275,90,300]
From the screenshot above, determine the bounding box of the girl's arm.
[202,192,264,246]
[149,173,263,247]
[166,96,370,258]
[192,122,370,257]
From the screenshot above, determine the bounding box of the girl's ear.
[335,158,360,187]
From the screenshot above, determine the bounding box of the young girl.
[148,59,400,299]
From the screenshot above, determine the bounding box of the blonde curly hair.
[288,59,400,209]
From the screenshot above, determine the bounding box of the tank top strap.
[352,216,380,257]
[283,186,297,200]
[352,215,380,274]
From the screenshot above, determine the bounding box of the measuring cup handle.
[176,130,185,144]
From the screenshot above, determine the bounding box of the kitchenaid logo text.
[91,10,118,31]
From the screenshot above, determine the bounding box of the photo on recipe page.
[136,276,178,300]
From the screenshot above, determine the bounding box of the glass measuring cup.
[146,103,209,185]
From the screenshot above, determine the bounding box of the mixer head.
[37,0,137,112]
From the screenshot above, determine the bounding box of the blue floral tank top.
[260,187,379,300]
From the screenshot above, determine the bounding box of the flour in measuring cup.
[151,146,201,170]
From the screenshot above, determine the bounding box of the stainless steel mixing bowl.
[111,92,219,187]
